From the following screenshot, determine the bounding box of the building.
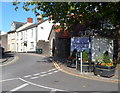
[7,21,24,52]
[1,34,8,52]
[16,18,33,52]
[48,25,71,57]
[16,17,53,54]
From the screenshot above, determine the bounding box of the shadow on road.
[2,53,15,59]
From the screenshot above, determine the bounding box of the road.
[0,53,119,92]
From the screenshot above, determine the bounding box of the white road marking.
[40,70,59,77]
[0,78,19,82]
[10,83,29,91]
[48,68,57,72]
[40,73,48,77]
[53,70,59,73]
[24,68,57,78]
[24,75,32,78]
[41,72,46,74]
[30,77,39,79]
[47,72,53,75]
[19,78,65,91]
[33,73,40,76]
[49,89,57,93]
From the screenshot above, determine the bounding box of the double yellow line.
[53,62,119,83]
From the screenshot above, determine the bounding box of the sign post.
[80,51,82,73]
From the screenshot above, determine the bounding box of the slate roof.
[7,30,16,34]
[13,21,25,25]
[18,19,48,32]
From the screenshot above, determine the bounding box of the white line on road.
[49,89,57,93]
[30,76,39,79]
[24,75,32,78]
[53,70,59,73]
[0,78,19,83]
[24,68,57,78]
[19,78,65,91]
[10,83,29,91]
[40,70,59,77]
[41,72,46,74]
[33,73,40,76]
[48,68,57,72]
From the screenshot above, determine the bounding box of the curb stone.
[54,62,119,83]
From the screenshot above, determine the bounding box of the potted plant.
[94,51,116,77]
[79,50,94,72]
[67,49,77,68]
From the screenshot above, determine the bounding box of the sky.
[1,2,39,33]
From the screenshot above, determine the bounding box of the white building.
[16,18,53,53]
[16,18,33,52]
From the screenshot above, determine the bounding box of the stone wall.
[37,40,50,56]
[55,37,71,58]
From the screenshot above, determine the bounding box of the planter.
[67,59,76,68]
[77,62,94,72]
[94,65,116,78]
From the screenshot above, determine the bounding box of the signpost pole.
[81,51,82,73]
[76,52,77,70]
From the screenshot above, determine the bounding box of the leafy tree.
[13,2,120,61]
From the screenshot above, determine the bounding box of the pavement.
[0,53,15,64]
[51,57,120,83]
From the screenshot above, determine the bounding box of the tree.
[13,2,120,61]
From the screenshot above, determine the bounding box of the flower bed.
[94,51,116,77]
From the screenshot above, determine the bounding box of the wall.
[49,29,55,56]
[26,27,36,52]
[1,34,7,52]
[37,20,53,41]
[17,27,37,53]
[55,37,71,58]
[37,40,50,56]
[7,32,16,52]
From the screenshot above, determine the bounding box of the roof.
[7,30,16,34]
[13,21,25,25]
[18,19,48,32]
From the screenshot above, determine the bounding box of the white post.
[81,51,82,73]
[76,52,77,69]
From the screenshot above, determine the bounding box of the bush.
[82,50,88,62]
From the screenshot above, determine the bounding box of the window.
[21,32,23,40]
[30,42,34,49]
[25,31,27,39]
[31,29,33,38]
[17,32,18,40]
[41,27,44,29]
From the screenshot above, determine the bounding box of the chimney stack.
[27,18,33,23]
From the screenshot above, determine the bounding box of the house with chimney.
[16,18,33,52]
[16,16,53,54]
